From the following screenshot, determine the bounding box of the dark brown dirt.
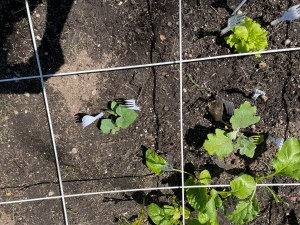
[0,0,299,224]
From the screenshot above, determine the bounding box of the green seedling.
[147,196,189,225]
[118,200,148,225]
[225,17,268,56]
[144,138,300,224]
[100,101,138,134]
[204,101,263,160]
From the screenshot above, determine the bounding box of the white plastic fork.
[222,99,235,115]
[220,15,245,35]
[267,135,284,149]
[252,89,266,100]
[82,112,104,128]
[124,99,141,111]
[231,0,248,15]
[271,4,300,25]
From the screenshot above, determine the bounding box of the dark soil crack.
[62,173,155,184]
[281,67,292,138]
[267,200,273,224]
[0,174,155,190]
[0,181,57,190]
[146,0,160,151]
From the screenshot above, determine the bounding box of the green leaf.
[115,106,138,128]
[236,136,256,158]
[206,189,221,225]
[111,101,118,111]
[227,197,259,225]
[147,203,182,225]
[198,212,209,224]
[173,207,181,220]
[230,101,260,130]
[234,26,248,40]
[182,207,191,220]
[186,187,208,212]
[145,149,168,176]
[147,203,177,225]
[227,130,238,140]
[230,174,256,199]
[224,17,268,54]
[100,119,116,134]
[199,170,211,185]
[272,138,300,180]
[203,129,234,160]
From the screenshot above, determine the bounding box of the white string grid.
[22,1,69,224]
[0,1,299,224]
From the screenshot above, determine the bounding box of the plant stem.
[260,171,278,180]
[172,168,194,177]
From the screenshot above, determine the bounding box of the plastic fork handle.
[95,112,104,119]
[271,17,283,26]
[220,26,231,35]
[232,0,248,15]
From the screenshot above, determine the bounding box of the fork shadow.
[74,113,87,123]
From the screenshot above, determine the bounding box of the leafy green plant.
[224,17,268,54]
[100,101,138,134]
[204,101,264,160]
[144,138,300,225]
[147,196,189,225]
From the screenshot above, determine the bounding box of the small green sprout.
[225,17,268,55]
[100,101,138,134]
[204,101,263,160]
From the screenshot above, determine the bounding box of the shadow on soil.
[0,0,73,93]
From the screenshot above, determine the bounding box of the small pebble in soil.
[24,92,30,97]
[258,62,267,68]
[283,39,291,46]
[48,191,55,196]
[70,148,78,154]
[160,34,167,41]
[167,21,172,27]
[260,95,268,102]
[35,13,40,18]
[14,110,18,115]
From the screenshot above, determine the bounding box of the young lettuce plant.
[224,17,268,55]
[204,101,264,160]
[144,138,300,225]
[100,101,138,134]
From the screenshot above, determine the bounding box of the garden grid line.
[0,0,299,224]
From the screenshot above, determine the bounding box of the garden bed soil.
[0,0,299,224]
